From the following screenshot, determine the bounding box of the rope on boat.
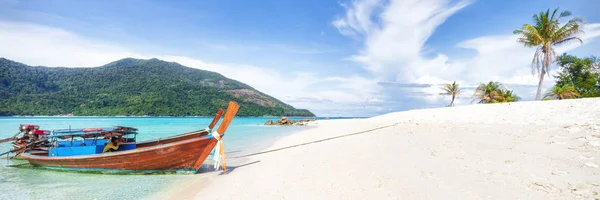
[234,122,399,158]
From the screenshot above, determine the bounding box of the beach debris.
[550,170,568,176]
[569,182,600,198]
[529,182,562,194]
[264,117,316,126]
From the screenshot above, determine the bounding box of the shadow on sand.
[218,160,261,175]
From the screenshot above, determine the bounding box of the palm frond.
[553,37,583,46]
[552,18,585,42]
[550,8,559,22]
[559,10,571,18]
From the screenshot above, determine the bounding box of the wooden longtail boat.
[19,101,239,172]
[0,108,225,158]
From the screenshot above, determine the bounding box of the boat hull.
[20,136,218,171]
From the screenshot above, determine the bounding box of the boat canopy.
[49,126,139,139]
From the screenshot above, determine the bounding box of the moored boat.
[19,101,239,173]
[1,108,225,159]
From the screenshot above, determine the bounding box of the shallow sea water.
[0,117,314,200]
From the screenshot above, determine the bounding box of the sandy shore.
[173,98,600,199]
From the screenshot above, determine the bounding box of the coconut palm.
[472,81,504,104]
[439,81,461,106]
[499,89,521,102]
[513,8,584,100]
[544,85,581,100]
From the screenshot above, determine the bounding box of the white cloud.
[332,0,382,36]
[334,0,471,82]
[0,20,381,116]
[0,21,144,67]
[334,0,600,105]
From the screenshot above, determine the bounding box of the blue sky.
[1,0,599,116]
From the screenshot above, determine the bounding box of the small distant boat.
[18,101,239,172]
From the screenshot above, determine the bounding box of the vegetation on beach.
[441,8,597,105]
[439,81,461,106]
[472,81,520,104]
[437,80,519,105]
[513,7,584,100]
[551,54,600,98]
[439,53,599,105]
[544,85,581,100]
[0,58,315,117]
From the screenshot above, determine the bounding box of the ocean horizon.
[0,116,329,199]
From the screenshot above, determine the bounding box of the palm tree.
[439,81,461,106]
[513,8,584,100]
[544,85,581,100]
[499,89,521,102]
[472,81,504,104]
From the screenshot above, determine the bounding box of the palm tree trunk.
[450,95,455,106]
[536,46,551,100]
[536,68,545,100]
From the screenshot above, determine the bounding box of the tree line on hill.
[0,58,315,117]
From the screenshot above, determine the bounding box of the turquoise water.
[0,117,314,200]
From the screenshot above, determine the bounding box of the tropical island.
[2,2,600,200]
[0,58,315,117]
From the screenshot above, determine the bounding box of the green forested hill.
[0,58,315,117]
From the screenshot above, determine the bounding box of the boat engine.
[16,124,50,147]
[30,129,51,140]
[1,124,50,158]
[19,124,40,133]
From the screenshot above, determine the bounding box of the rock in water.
[265,117,316,126]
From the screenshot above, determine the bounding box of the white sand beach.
[173,98,599,199]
